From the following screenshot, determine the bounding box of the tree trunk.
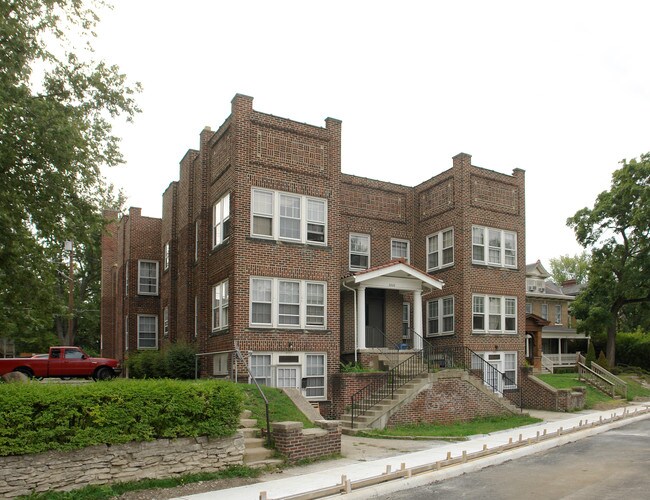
[606,301,622,367]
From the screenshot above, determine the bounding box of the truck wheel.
[14,368,33,379]
[93,367,114,381]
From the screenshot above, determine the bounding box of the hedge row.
[127,343,196,379]
[615,331,650,371]
[0,379,242,456]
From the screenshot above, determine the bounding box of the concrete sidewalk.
[174,404,650,500]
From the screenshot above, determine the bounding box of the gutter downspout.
[341,280,357,363]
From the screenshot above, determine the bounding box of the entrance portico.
[343,261,444,352]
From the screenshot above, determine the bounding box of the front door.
[276,366,301,389]
[365,289,385,348]
[485,353,504,394]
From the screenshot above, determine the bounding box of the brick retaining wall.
[272,420,341,462]
[0,433,244,498]
[520,369,586,411]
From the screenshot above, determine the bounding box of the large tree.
[0,0,139,347]
[567,154,650,366]
[548,252,591,286]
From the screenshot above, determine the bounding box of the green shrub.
[585,342,596,368]
[596,350,610,370]
[615,330,650,371]
[0,379,242,456]
[127,350,166,378]
[165,343,197,380]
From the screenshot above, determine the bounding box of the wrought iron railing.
[350,351,426,429]
[349,331,524,428]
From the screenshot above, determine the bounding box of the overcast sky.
[94,0,650,269]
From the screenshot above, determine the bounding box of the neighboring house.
[0,338,16,358]
[525,260,588,372]
[101,94,527,418]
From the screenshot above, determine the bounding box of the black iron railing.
[349,332,524,428]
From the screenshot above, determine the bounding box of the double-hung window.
[426,296,454,336]
[305,354,326,398]
[163,307,169,337]
[426,228,454,271]
[251,189,327,244]
[137,260,159,295]
[472,226,517,268]
[250,354,272,386]
[250,278,326,329]
[391,239,410,263]
[212,193,230,248]
[541,303,548,320]
[137,314,158,349]
[211,279,229,331]
[349,233,370,270]
[555,304,562,324]
[472,295,517,334]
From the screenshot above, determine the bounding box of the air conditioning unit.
[528,286,536,291]
[538,287,545,293]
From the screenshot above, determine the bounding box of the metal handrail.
[350,333,524,428]
[194,349,237,380]
[350,350,427,429]
[233,344,271,446]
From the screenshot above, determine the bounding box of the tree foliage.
[0,0,140,348]
[548,252,591,285]
[568,154,650,367]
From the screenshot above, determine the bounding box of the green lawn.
[359,414,541,439]
[241,383,315,430]
[536,372,650,408]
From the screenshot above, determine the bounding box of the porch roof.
[542,325,588,339]
[342,259,444,292]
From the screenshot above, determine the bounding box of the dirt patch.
[117,476,262,500]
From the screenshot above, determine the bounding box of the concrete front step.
[246,458,284,469]
[244,446,275,463]
[239,418,258,428]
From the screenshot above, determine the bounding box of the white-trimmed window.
[250,354,272,385]
[194,296,198,337]
[427,228,454,271]
[137,260,159,295]
[427,296,454,336]
[391,239,410,263]
[555,304,562,324]
[525,302,532,314]
[251,189,327,245]
[212,193,231,248]
[194,220,199,262]
[213,353,229,376]
[163,242,170,270]
[541,303,548,320]
[472,295,517,334]
[137,314,158,349]
[472,226,517,268]
[250,278,327,329]
[349,233,370,270]
[305,354,326,397]
[504,353,517,387]
[163,306,169,337]
[211,279,229,331]
[402,303,410,339]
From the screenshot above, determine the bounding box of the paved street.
[373,417,650,500]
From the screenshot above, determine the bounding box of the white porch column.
[413,289,423,350]
[357,285,366,350]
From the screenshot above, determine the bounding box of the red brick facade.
[101,94,527,410]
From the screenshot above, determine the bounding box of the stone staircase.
[240,410,283,468]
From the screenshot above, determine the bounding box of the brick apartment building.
[101,94,527,417]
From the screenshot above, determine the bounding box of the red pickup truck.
[0,346,121,381]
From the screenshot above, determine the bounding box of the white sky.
[94,0,650,270]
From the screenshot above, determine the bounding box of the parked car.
[0,347,121,381]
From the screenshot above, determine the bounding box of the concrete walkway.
[174,404,650,500]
